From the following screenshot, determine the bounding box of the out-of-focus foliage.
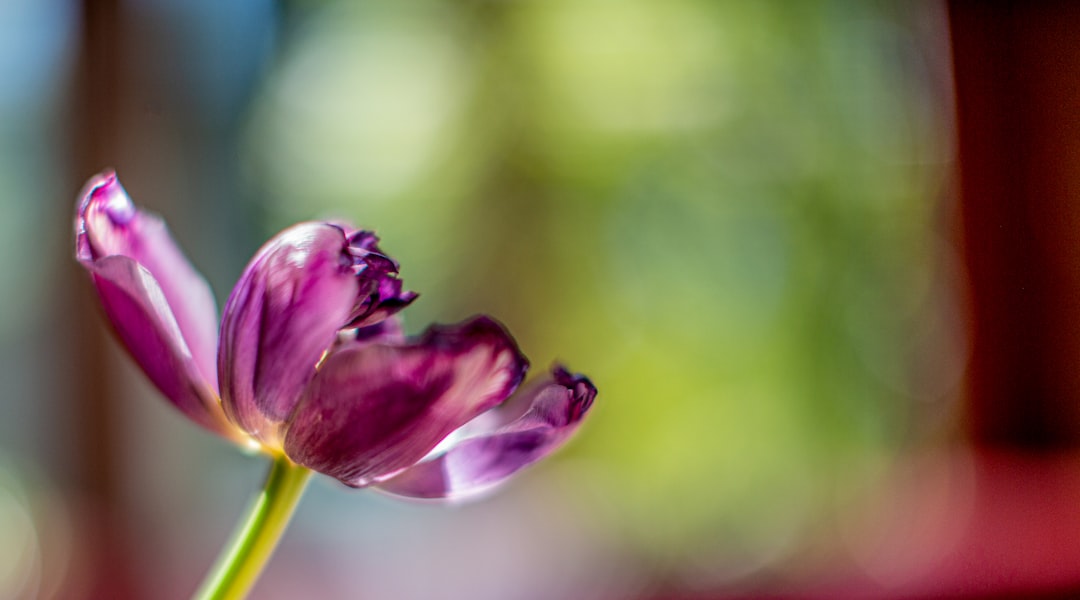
[244,0,958,582]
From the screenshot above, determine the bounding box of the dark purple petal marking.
[76,171,220,392]
[282,316,529,487]
[340,229,417,328]
[376,366,596,500]
[85,256,238,439]
[352,316,406,344]
[218,222,360,446]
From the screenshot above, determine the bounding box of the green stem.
[194,454,313,600]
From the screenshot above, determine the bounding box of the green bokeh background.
[242,0,958,575]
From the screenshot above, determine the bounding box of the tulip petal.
[76,171,220,391]
[84,256,237,437]
[283,316,529,487]
[218,222,360,446]
[376,366,596,500]
[340,229,417,328]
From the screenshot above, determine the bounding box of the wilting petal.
[76,171,220,391]
[340,229,417,328]
[218,222,360,446]
[376,366,596,500]
[283,316,529,487]
[85,256,237,438]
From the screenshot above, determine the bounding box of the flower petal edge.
[375,366,596,500]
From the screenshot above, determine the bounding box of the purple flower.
[75,171,595,498]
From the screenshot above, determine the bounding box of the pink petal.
[84,256,237,438]
[282,316,529,487]
[376,366,596,500]
[217,222,359,446]
[76,171,220,392]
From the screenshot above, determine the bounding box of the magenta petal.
[76,171,220,391]
[282,316,529,487]
[217,222,360,445]
[84,256,236,438]
[375,366,596,500]
[340,229,417,328]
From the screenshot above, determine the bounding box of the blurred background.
[4,0,1080,598]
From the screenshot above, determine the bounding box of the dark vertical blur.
[63,1,277,597]
[950,1,1080,447]
[69,0,135,597]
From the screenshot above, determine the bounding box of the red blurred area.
[650,450,1080,600]
[952,1,1080,449]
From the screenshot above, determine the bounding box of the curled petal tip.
[552,365,597,421]
[423,316,530,389]
[375,363,596,500]
[76,170,131,262]
[80,169,134,225]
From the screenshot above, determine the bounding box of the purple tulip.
[75,171,595,497]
